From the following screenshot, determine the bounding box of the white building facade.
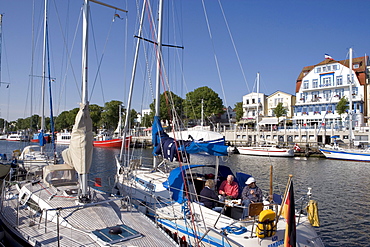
[293,56,369,128]
[241,92,266,121]
[266,91,295,118]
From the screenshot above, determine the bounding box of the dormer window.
[353,63,360,69]
[316,67,321,73]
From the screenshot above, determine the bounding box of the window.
[246,99,249,104]
[336,76,343,86]
[333,64,338,70]
[335,88,344,98]
[353,63,360,69]
[327,66,331,71]
[347,74,354,84]
[303,80,309,89]
[352,87,358,96]
[323,66,327,72]
[308,106,313,112]
[252,98,255,104]
[274,98,283,106]
[323,90,331,101]
[312,79,318,88]
[300,92,308,102]
[321,105,326,111]
[323,77,331,87]
[316,67,321,73]
[311,91,320,102]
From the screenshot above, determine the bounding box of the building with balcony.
[241,92,266,123]
[293,55,369,128]
[266,91,296,118]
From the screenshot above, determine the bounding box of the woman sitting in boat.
[200,179,222,212]
[241,177,263,219]
[218,175,239,200]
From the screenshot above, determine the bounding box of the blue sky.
[1,0,370,121]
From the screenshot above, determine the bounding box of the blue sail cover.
[163,165,204,203]
[38,130,46,146]
[152,116,229,162]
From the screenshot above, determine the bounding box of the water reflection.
[1,142,369,246]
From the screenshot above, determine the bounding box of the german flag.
[284,180,296,247]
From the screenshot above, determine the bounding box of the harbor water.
[1,141,368,247]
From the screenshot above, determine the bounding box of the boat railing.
[205,227,244,247]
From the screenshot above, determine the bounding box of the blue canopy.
[163,164,237,203]
[152,116,229,162]
[163,165,204,203]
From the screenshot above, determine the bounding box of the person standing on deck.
[218,175,239,200]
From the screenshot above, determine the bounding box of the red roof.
[295,56,368,93]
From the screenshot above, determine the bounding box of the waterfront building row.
[240,54,369,129]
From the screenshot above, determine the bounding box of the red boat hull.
[93,136,132,148]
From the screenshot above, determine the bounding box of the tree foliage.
[149,91,184,124]
[273,102,287,123]
[234,102,243,122]
[184,86,224,125]
[100,100,123,130]
[89,104,103,132]
[336,96,349,117]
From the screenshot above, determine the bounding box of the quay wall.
[131,126,370,150]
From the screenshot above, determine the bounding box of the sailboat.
[237,73,294,157]
[114,1,323,246]
[93,106,132,148]
[16,0,58,172]
[168,100,226,145]
[0,1,179,246]
[319,48,370,161]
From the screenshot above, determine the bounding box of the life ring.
[255,209,276,238]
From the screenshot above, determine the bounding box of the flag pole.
[276,174,293,224]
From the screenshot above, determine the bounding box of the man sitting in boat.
[199,179,223,212]
[241,177,263,219]
[218,175,239,200]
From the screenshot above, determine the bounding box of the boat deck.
[0,181,177,246]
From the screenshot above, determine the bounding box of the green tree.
[149,91,184,124]
[336,96,349,117]
[141,113,152,128]
[336,96,349,126]
[184,86,224,125]
[272,102,287,124]
[129,109,138,128]
[234,102,243,122]
[89,104,103,132]
[101,100,123,130]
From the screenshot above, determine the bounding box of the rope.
[221,226,247,235]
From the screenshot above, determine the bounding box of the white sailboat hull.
[320,147,370,161]
[237,146,294,157]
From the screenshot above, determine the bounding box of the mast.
[201,99,204,128]
[119,0,146,161]
[0,14,2,86]
[40,0,48,152]
[348,48,353,148]
[79,0,90,199]
[256,72,260,143]
[153,0,164,168]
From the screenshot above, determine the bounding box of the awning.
[258,117,285,125]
